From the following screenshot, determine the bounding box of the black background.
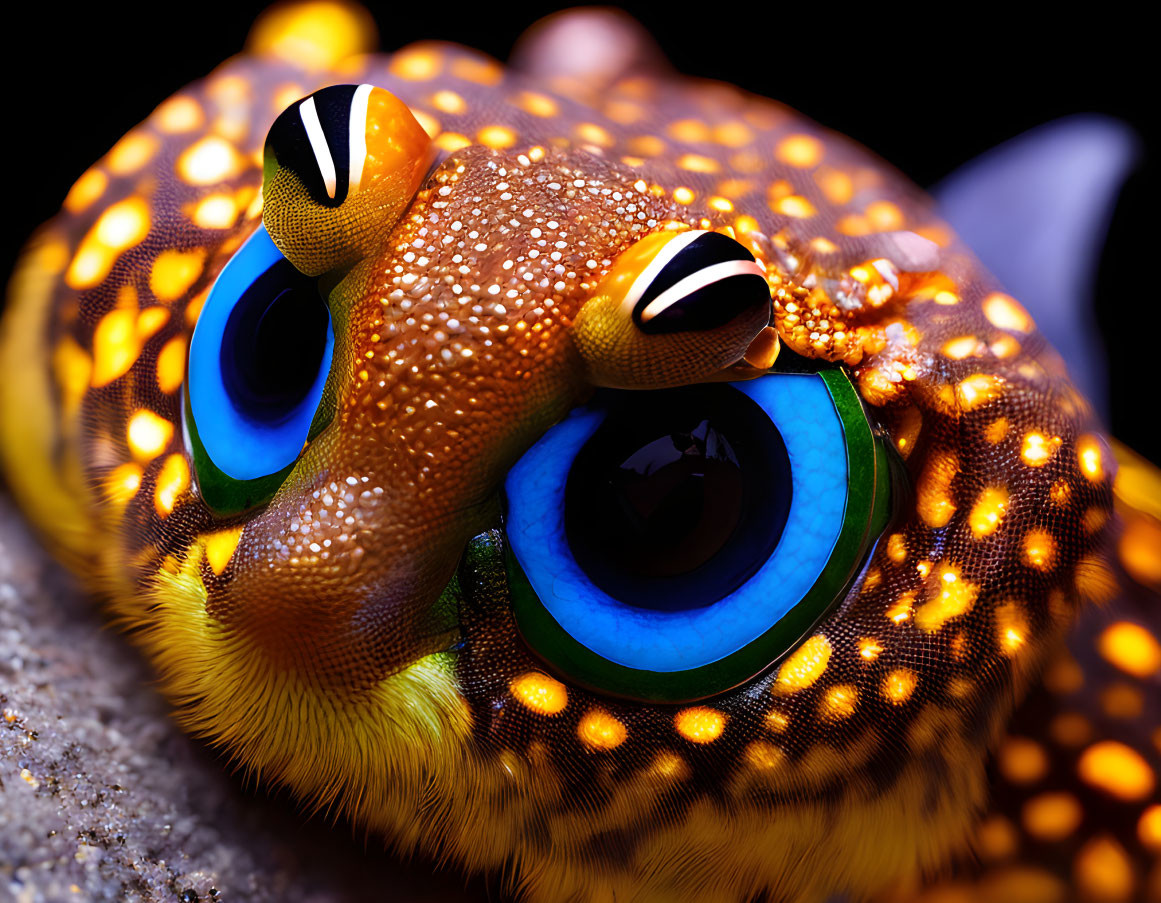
[2,3,1157,462]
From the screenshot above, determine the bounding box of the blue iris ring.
[505,366,895,703]
[185,223,336,514]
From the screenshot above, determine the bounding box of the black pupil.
[564,385,792,612]
[220,258,329,424]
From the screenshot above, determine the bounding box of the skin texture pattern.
[2,3,1159,901]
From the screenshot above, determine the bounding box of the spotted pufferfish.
[2,3,1160,901]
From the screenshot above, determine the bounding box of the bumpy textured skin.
[1,6,1158,902]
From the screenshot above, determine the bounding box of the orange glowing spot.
[96,197,152,248]
[836,213,869,236]
[390,47,441,80]
[999,736,1049,784]
[156,95,203,133]
[858,638,883,661]
[668,186,694,205]
[676,153,720,173]
[153,454,190,516]
[450,56,501,85]
[983,418,1009,445]
[510,91,555,118]
[1076,434,1105,482]
[975,815,1019,862]
[649,751,687,779]
[1101,683,1144,719]
[149,249,206,302]
[51,338,92,417]
[707,196,734,213]
[156,337,188,395]
[1045,481,1070,508]
[775,634,831,692]
[247,0,375,68]
[773,195,816,218]
[744,741,784,770]
[105,462,143,506]
[1074,836,1135,902]
[863,200,903,231]
[408,108,440,139]
[915,564,978,632]
[941,335,980,360]
[477,125,516,149]
[810,236,837,254]
[886,592,915,624]
[933,290,960,306]
[765,711,789,733]
[956,373,1005,411]
[667,119,709,143]
[776,134,824,168]
[1022,530,1057,571]
[107,132,158,175]
[1139,806,1161,853]
[916,452,958,528]
[201,525,245,576]
[886,533,907,564]
[1120,516,1161,589]
[862,568,882,591]
[995,601,1028,656]
[1097,622,1161,679]
[969,486,1009,539]
[1021,431,1062,467]
[178,137,244,186]
[882,669,917,704]
[675,707,726,744]
[712,121,753,147]
[573,122,613,147]
[429,89,466,114]
[734,214,760,236]
[127,409,174,462]
[1022,792,1082,842]
[820,684,858,721]
[64,168,107,213]
[91,309,141,388]
[510,671,568,715]
[628,134,666,157]
[191,193,239,230]
[1078,741,1155,801]
[578,708,627,750]
[814,167,853,204]
[434,132,471,152]
[983,292,1033,332]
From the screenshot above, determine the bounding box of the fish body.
[1,4,1157,901]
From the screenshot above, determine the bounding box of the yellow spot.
[105,462,143,506]
[649,752,688,779]
[820,684,858,722]
[674,707,726,744]
[153,454,190,516]
[150,249,205,302]
[983,291,1033,332]
[886,532,907,564]
[477,125,516,149]
[982,418,1009,444]
[450,56,502,86]
[941,335,980,360]
[156,95,203,133]
[886,592,915,624]
[1138,805,1161,853]
[66,197,152,290]
[515,91,558,117]
[734,214,760,236]
[815,167,853,204]
[1022,792,1082,842]
[712,122,753,147]
[107,132,158,175]
[409,109,440,139]
[434,132,471,152]
[204,525,245,576]
[916,452,958,528]
[1048,479,1071,505]
[1097,621,1161,679]
[996,601,1028,656]
[915,564,978,632]
[858,638,882,661]
[775,634,831,692]
[389,47,441,80]
[191,193,239,230]
[628,135,666,157]
[247,0,376,69]
[672,186,696,205]
[1075,836,1135,903]
[510,672,568,715]
[765,710,789,733]
[773,195,816,218]
[156,337,188,394]
[1120,517,1161,590]
[430,89,466,114]
[882,669,917,704]
[969,487,1009,539]
[776,134,824,168]
[667,119,709,143]
[576,122,614,148]
[677,153,720,173]
[64,168,107,213]
[127,409,174,462]
[955,373,1005,411]
[1022,530,1056,571]
[975,815,1019,862]
[933,290,960,306]
[744,740,784,770]
[177,137,244,185]
[810,236,837,254]
[1021,431,1062,467]
[1078,741,1155,801]
[708,196,734,213]
[865,201,905,231]
[91,309,141,387]
[578,708,626,750]
[1077,434,1105,482]
[998,736,1049,784]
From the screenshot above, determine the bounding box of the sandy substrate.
[0,491,484,903]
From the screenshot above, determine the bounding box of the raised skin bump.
[0,3,1153,902]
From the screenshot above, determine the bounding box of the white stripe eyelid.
[639,259,767,323]
[299,96,337,200]
[347,84,374,196]
[618,230,706,320]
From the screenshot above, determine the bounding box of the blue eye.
[504,363,896,701]
[185,223,335,513]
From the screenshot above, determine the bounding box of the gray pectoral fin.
[932,115,1140,414]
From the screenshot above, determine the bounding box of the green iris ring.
[507,366,895,703]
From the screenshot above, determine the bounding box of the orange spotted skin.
[2,10,1158,902]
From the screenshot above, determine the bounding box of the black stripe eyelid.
[265,85,357,208]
